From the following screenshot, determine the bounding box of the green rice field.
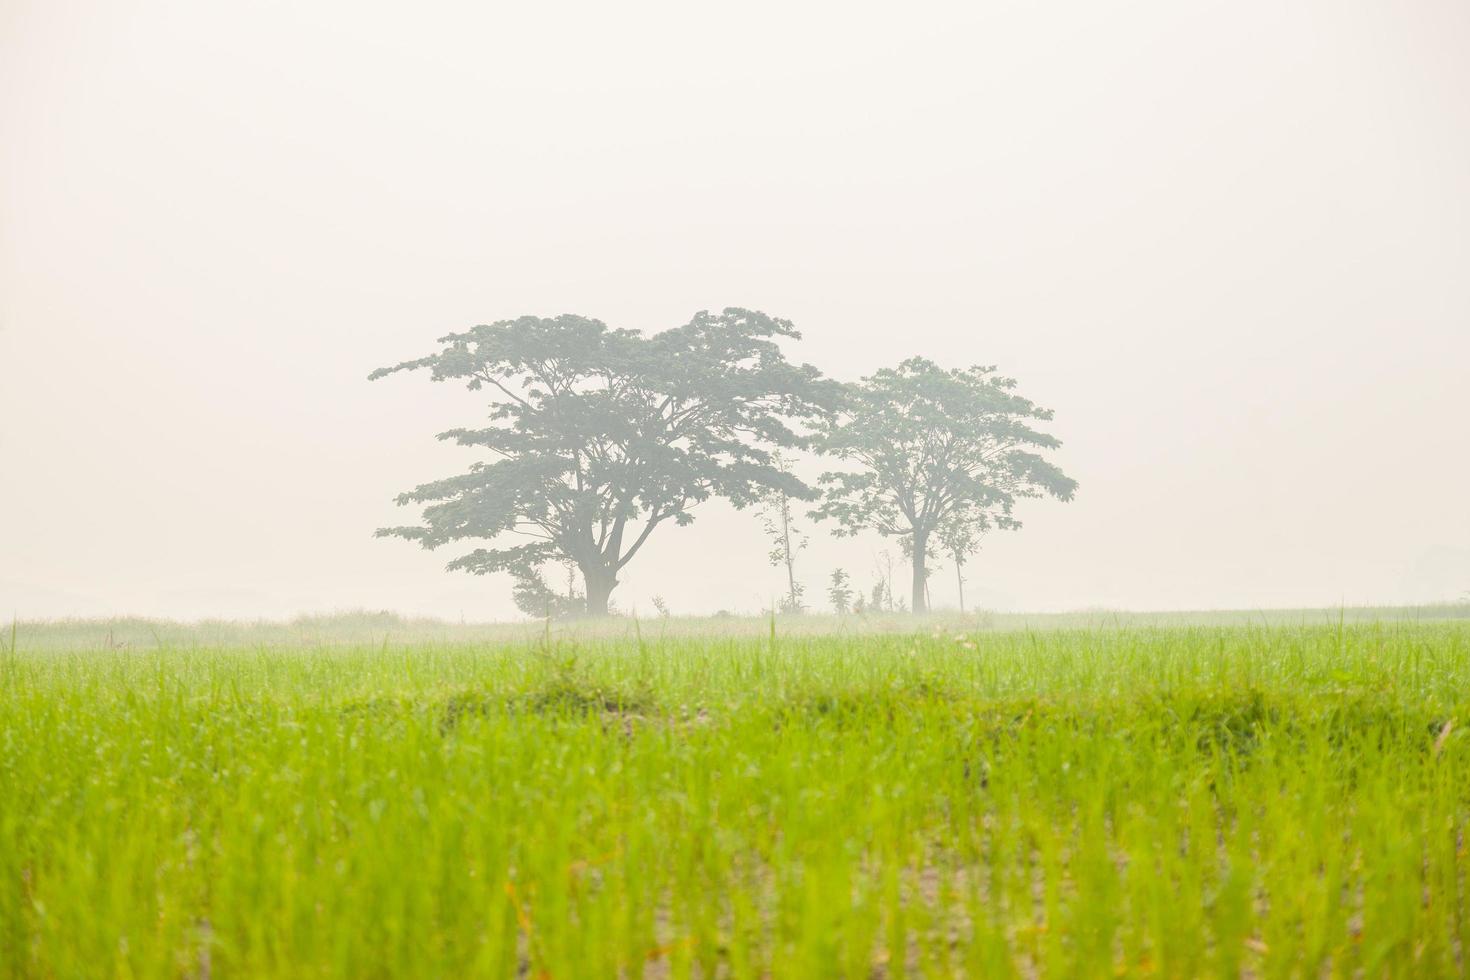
[4,614,1470,977]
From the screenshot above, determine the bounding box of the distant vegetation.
[371,309,1074,619]
[8,603,1470,652]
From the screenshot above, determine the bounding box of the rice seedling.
[2,620,1467,977]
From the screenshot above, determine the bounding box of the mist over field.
[8,7,1470,976]
[4,0,1469,623]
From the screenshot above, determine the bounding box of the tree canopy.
[811,357,1076,613]
[369,309,836,615]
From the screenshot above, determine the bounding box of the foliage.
[826,569,853,615]
[934,502,992,566]
[371,309,837,614]
[507,561,584,620]
[776,584,806,615]
[813,357,1076,612]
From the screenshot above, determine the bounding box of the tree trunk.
[582,564,618,617]
[911,530,929,615]
[780,497,799,612]
[955,557,965,613]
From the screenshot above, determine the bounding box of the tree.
[371,309,836,616]
[826,569,853,615]
[932,503,1017,613]
[813,357,1077,614]
[758,453,808,614]
[937,507,981,613]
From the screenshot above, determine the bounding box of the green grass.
[3,621,1469,977]
[12,602,1470,651]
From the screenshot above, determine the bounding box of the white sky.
[3,0,1468,620]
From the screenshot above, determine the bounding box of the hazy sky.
[3,0,1468,621]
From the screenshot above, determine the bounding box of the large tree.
[812,357,1076,614]
[370,308,835,616]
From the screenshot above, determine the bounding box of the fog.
[3,0,1468,621]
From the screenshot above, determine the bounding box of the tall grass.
[3,622,1468,976]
